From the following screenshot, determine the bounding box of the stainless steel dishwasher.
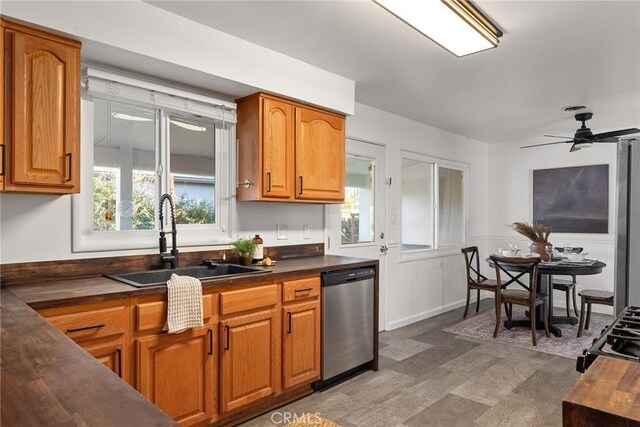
[320,267,375,388]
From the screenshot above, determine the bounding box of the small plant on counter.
[230,238,257,266]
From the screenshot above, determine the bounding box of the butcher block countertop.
[7,255,377,309]
[563,356,640,426]
[0,289,178,426]
[1,253,377,426]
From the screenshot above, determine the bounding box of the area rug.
[285,413,339,427]
[444,306,613,359]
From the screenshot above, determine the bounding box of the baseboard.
[387,292,615,331]
[388,294,490,330]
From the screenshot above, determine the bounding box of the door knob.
[380,245,389,254]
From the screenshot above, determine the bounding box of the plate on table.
[561,259,597,266]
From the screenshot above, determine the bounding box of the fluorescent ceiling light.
[374,0,502,57]
[170,119,207,132]
[111,112,152,122]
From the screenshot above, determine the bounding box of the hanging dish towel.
[165,273,204,334]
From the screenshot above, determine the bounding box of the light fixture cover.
[570,141,592,152]
[169,119,207,132]
[374,0,502,57]
[111,112,152,122]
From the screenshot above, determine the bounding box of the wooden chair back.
[461,246,487,286]
[490,255,541,303]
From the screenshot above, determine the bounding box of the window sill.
[399,246,463,263]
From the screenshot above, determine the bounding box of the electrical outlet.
[276,224,289,240]
[303,225,311,239]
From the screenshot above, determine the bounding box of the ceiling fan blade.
[593,137,624,143]
[543,134,573,139]
[591,128,640,140]
[520,140,572,149]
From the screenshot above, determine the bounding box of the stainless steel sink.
[106,264,269,288]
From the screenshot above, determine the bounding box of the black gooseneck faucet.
[159,193,179,269]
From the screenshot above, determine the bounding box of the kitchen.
[1,1,639,426]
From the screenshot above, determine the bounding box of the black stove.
[577,306,640,372]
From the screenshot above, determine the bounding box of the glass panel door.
[342,156,375,245]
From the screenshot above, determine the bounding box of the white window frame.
[72,68,235,252]
[400,151,468,262]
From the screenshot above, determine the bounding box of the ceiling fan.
[521,112,640,152]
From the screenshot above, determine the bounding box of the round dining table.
[486,258,607,337]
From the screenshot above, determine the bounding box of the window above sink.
[72,68,237,252]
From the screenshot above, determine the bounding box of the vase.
[529,242,552,261]
[239,253,252,266]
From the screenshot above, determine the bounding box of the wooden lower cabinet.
[282,300,321,390]
[219,309,278,414]
[38,277,328,425]
[136,327,215,426]
[83,340,123,377]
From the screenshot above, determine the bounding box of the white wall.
[1,0,355,115]
[486,140,618,314]
[347,103,490,330]
[0,193,324,263]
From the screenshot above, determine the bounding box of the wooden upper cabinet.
[137,328,215,426]
[219,309,277,413]
[262,98,294,199]
[236,92,345,203]
[282,300,320,390]
[295,107,345,201]
[1,20,80,194]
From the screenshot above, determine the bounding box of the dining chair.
[577,289,614,338]
[491,255,550,346]
[553,275,579,317]
[461,246,507,318]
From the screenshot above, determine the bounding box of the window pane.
[169,116,216,225]
[438,167,464,245]
[342,156,375,244]
[401,158,434,251]
[93,98,156,231]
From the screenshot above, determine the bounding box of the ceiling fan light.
[570,141,592,152]
[374,0,502,57]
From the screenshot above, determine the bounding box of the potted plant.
[513,222,553,261]
[231,237,257,266]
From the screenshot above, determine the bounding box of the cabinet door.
[137,328,215,426]
[295,107,345,201]
[262,98,294,199]
[82,341,123,378]
[8,28,80,192]
[220,309,277,413]
[282,301,320,390]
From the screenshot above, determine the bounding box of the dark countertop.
[0,289,178,427]
[1,254,376,426]
[9,255,377,310]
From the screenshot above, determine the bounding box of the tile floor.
[243,301,580,427]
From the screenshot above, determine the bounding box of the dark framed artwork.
[532,164,609,233]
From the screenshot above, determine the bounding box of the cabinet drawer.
[47,306,125,341]
[283,277,320,303]
[220,285,278,316]
[136,294,213,332]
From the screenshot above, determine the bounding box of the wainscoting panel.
[385,236,615,330]
[387,238,484,330]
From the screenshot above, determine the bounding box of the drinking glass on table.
[545,245,554,260]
